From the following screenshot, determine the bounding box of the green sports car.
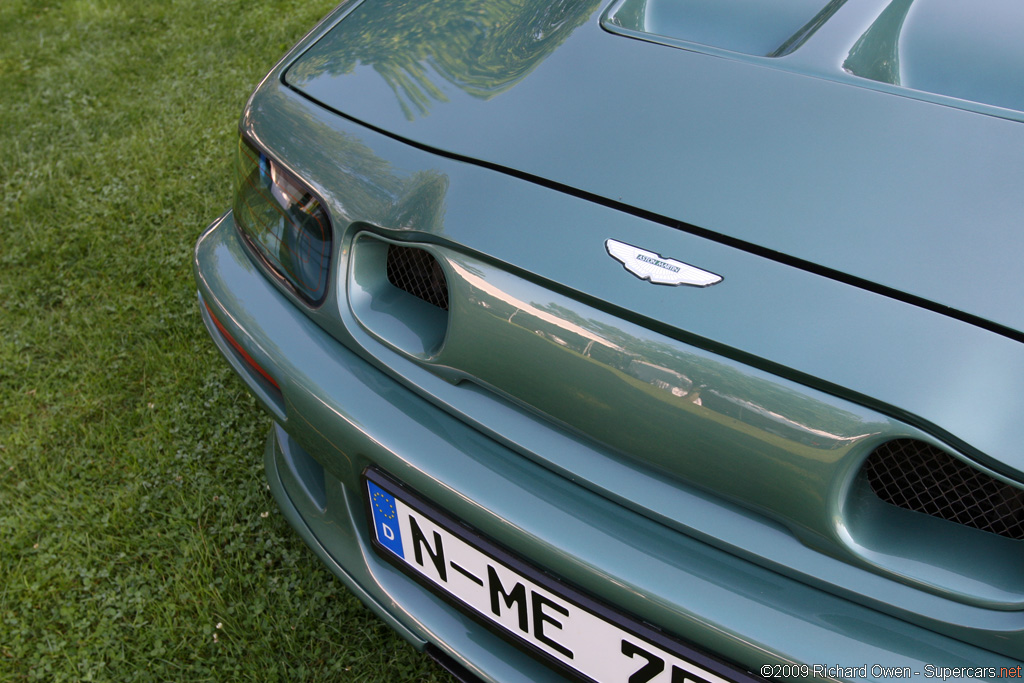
[193,0,1024,680]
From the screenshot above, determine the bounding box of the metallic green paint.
[287,0,1024,337]
[193,0,1024,675]
[197,128,1024,645]
[195,213,1023,673]
[844,0,1024,113]
[604,0,843,57]
[236,70,1024,603]
[244,81,1024,492]
[347,232,1024,609]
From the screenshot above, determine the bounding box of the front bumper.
[194,210,1017,682]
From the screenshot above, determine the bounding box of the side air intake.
[863,439,1024,540]
[386,245,449,311]
[348,234,450,359]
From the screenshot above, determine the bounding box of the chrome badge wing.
[605,239,722,287]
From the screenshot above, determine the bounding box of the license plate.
[364,469,757,683]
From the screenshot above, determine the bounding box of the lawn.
[0,1,453,680]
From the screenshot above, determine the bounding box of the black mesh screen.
[386,245,449,311]
[864,440,1024,540]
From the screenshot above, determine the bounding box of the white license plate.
[365,470,754,683]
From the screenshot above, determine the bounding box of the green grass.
[0,1,454,680]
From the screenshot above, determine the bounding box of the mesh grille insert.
[864,440,1024,540]
[386,245,449,311]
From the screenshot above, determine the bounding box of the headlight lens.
[233,137,332,304]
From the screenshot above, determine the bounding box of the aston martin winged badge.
[605,239,722,287]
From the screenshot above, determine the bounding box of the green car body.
[194,0,1024,679]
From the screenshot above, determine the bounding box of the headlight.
[233,137,332,305]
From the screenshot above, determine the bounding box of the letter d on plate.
[369,481,405,557]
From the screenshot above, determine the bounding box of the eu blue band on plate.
[368,481,405,558]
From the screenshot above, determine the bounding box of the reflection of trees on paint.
[385,170,449,231]
[255,89,449,232]
[525,300,871,443]
[842,0,914,85]
[288,0,601,118]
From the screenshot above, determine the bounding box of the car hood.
[284,0,1024,337]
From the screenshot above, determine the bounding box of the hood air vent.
[864,440,1024,540]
